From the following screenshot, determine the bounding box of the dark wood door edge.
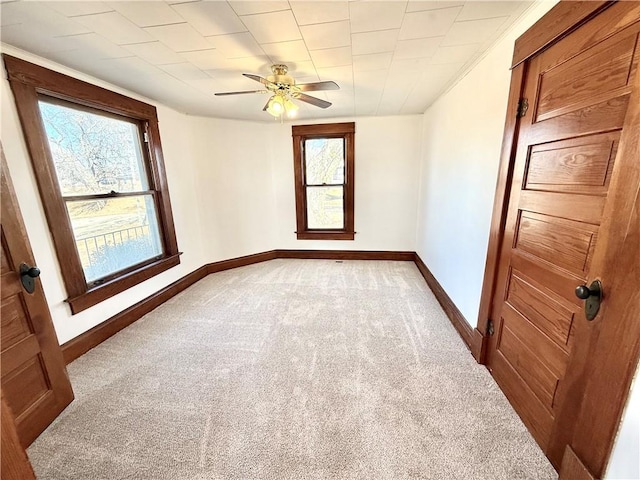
[413,253,484,362]
[1,394,36,480]
[511,1,613,68]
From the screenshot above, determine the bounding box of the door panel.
[486,4,640,471]
[0,146,73,447]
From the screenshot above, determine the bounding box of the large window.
[292,123,355,240]
[5,55,180,314]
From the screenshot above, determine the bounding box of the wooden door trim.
[511,1,613,67]
[476,62,527,347]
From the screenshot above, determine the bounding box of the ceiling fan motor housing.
[267,65,295,88]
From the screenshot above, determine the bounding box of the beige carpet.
[28,259,557,479]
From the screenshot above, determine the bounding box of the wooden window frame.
[3,55,180,315]
[292,122,355,240]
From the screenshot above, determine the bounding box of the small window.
[292,123,355,240]
[5,55,180,314]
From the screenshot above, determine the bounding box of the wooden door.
[1,146,74,447]
[485,2,640,473]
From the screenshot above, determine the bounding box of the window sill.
[296,231,355,241]
[66,253,181,315]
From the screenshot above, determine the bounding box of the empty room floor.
[28,259,556,479]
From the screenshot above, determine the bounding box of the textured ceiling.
[1,0,533,121]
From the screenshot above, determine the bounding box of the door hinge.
[517,98,529,118]
[487,319,495,336]
[143,131,149,143]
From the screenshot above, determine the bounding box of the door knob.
[575,280,602,321]
[20,263,40,294]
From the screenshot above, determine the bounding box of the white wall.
[272,115,422,252]
[415,1,558,327]
[0,46,206,344]
[190,117,279,262]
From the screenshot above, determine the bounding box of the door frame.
[476,1,640,478]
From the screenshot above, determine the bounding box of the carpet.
[28,259,557,479]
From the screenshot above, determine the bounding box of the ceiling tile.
[171,2,247,36]
[208,32,265,59]
[64,33,131,59]
[310,46,352,69]
[206,56,274,78]
[124,41,186,65]
[0,24,77,54]
[349,2,406,33]
[1,2,90,35]
[145,23,212,52]
[261,40,311,63]
[286,60,318,79]
[75,11,153,45]
[47,1,113,17]
[159,62,211,81]
[301,20,350,50]
[390,56,432,72]
[229,1,290,16]
[406,1,464,13]
[108,1,184,27]
[91,56,162,82]
[457,1,527,21]
[441,16,508,46]
[180,49,229,70]
[430,43,479,64]
[351,29,398,56]
[395,36,442,59]
[399,6,463,40]
[315,64,353,87]
[353,52,393,72]
[241,10,302,44]
[290,1,349,26]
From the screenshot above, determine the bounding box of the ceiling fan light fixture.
[284,97,299,117]
[266,95,284,117]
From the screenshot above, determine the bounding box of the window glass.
[304,138,344,185]
[306,186,344,229]
[38,100,149,196]
[67,196,163,283]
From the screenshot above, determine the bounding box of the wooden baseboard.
[61,265,209,364]
[413,253,485,363]
[208,250,278,274]
[277,249,415,261]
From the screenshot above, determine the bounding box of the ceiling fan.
[214,64,340,118]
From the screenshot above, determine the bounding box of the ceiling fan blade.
[214,90,267,96]
[296,81,340,92]
[243,73,276,87]
[263,99,270,111]
[295,93,332,109]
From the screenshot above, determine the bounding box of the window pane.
[306,186,344,229]
[305,138,344,185]
[68,196,163,283]
[38,99,149,196]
